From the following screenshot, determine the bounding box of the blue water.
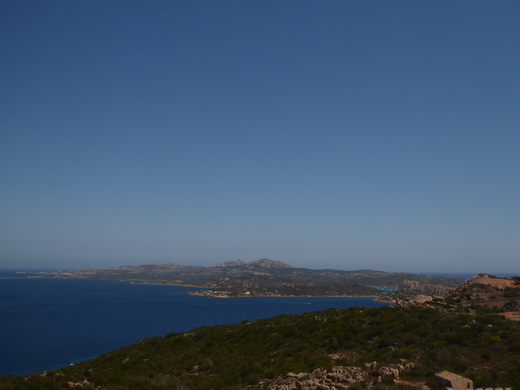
[0,271,388,377]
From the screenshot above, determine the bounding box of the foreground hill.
[1,304,518,389]
[37,259,463,299]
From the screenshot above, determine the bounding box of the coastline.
[0,276,390,377]
[38,275,390,300]
[92,279,387,300]
[189,291,382,299]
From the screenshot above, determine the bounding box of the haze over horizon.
[1,1,519,274]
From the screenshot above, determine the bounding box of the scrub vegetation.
[1,305,519,389]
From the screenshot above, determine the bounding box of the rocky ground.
[249,361,421,390]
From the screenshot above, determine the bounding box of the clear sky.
[1,1,519,273]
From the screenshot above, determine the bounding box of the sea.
[0,270,390,377]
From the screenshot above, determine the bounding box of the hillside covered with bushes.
[1,305,519,389]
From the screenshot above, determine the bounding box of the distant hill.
[37,259,464,299]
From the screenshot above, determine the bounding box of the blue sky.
[1,1,519,273]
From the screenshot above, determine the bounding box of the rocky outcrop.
[444,275,520,312]
[257,366,368,389]
[395,280,451,298]
[253,361,414,389]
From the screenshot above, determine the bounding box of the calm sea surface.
[0,270,388,377]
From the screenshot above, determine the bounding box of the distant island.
[34,258,463,302]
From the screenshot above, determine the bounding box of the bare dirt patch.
[470,275,515,289]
